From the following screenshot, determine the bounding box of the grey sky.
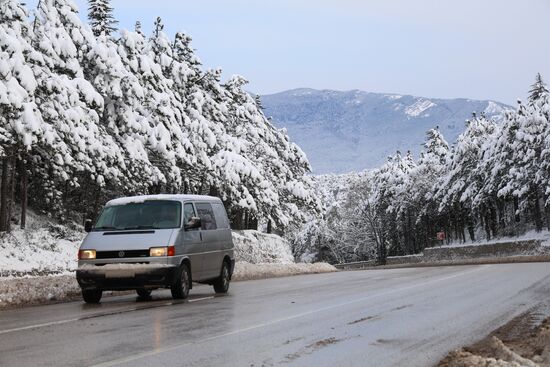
[28,0,550,104]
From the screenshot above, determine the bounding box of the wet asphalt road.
[1,263,550,367]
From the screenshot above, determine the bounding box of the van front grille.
[95,250,149,259]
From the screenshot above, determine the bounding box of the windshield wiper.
[93,226,119,231]
[121,225,157,230]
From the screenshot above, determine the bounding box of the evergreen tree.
[529,73,549,103]
[87,0,118,37]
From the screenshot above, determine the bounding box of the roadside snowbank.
[439,316,550,367]
[0,275,80,308]
[233,261,336,281]
[0,262,336,309]
[0,211,84,276]
[232,230,295,264]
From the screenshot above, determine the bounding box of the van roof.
[106,194,222,207]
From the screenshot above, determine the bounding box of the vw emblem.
[118,251,125,258]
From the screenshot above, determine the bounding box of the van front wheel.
[213,261,230,294]
[82,289,102,304]
[136,289,152,299]
[171,263,190,300]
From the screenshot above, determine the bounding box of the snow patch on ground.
[232,261,336,281]
[233,230,295,264]
[405,98,436,117]
[0,275,80,308]
[484,101,508,115]
[0,210,84,275]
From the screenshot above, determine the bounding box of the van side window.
[195,203,217,230]
[183,203,196,226]
[212,203,230,229]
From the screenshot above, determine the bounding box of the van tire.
[82,289,102,304]
[213,261,230,294]
[136,289,152,299]
[171,263,190,299]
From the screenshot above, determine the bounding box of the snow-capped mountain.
[261,88,511,174]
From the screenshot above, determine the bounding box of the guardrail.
[334,260,378,270]
[333,239,550,270]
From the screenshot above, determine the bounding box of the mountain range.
[261,88,511,174]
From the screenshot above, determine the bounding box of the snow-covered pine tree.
[135,21,144,36]
[144,17,196,190]
[222,75,320,230]
[0,0,47,230]
[510,75,550,231]
[370,151,416,255]
[87,0,118,37]
[31,0,125,218]
[407,127,449,247]
[437,114,497,240]
[529,73,549,103]
[83,26,158,196]
[533,75,550,228]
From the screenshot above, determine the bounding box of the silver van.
[76,194,235,304]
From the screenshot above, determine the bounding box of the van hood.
[80,229,175,251]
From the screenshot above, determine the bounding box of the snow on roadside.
[0,210,84,276]
[0,275,80,308]
[0,262,337,309]
[232,230,295,264]
[441,229,550,248]
[233,262,336,281]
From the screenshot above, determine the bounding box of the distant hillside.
[261,89,511,173]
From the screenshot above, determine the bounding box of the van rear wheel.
[171,263,190,300]
[213,261,230,294]
[82,289,102,304]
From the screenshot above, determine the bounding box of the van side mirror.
[84,219,93,233]
[184,217,201,231]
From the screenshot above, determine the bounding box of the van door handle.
[200,232,203,241]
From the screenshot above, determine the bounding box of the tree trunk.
[545,203,550,231]
[0,157,9,232]
[19,158,28,229]
[6,156,16,232]
[490,205,498,238]
[267,219,272,234]
[467,214,475,242]
[244,211,249,229]
[513,196,520,223]
[248,215,258,230]
[232,209,244,230]
[208,185,218,197]
[533,188,543,232]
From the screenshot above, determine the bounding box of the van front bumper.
[76,264,178,291]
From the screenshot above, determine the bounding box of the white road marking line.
[0,297,215,335]
[92,266,489,367]
[0,318,80,335]
[188,296,214,303]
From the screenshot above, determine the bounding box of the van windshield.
[93,200,182,231]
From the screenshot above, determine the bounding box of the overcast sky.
[27,0,550,104]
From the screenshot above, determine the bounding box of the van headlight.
[79,249,96,260]
[149,246,175,257]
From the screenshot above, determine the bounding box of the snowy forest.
[292,75,550,264]
[0,0,321,233]
[2,0,549,267]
